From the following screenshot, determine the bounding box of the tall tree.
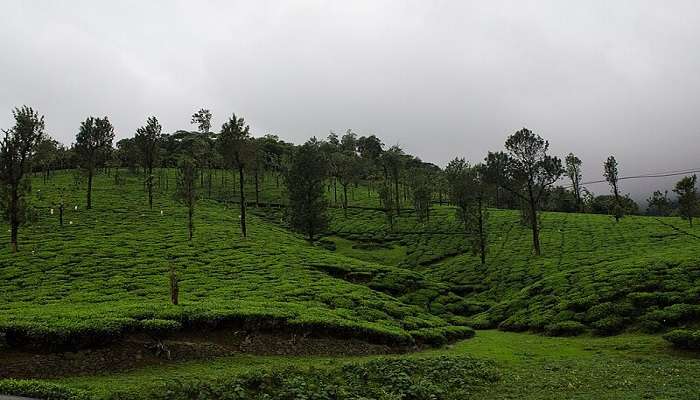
[409,168,433,222]
[674,174,698,227]
[445,158,489,265]
[174,156,198,240]
[285,140,329,241]
[482,151,509,208]
[34,138,60,183]
[381,146,404,215]
[378,179,396,231]
[190,108,214,194]
[487,128,563,255]
[336,152,362,217]
[190,108,212,134]
[357,134,384,162]
[603,155,623,222]
[75,116,114,209]
[135,116,161,208]
[646,190,672,216]
[0,106,45,252]
[218,114,252,237]
[565,153,583,211]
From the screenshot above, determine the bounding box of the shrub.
[140,319,182,338]
[146,356,500,400]
[663,329,700,350]
[592,316,626,336]
[544,321,587,336]
[0,379,90,400]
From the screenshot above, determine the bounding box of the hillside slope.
[0,171,469,353]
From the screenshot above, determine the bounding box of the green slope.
[0,171,469,351]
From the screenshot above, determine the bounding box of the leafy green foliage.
[0,171,464,351]
[285,140,329,241]
[663,329,700,350]
[101,356,498,400]
[673,174,698,227]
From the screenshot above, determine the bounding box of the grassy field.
[0,171,468,351]
[1,169,700,399]
[2,331,698,399]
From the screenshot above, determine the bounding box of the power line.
[561,168,700,189]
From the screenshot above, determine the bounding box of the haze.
[1,0,699,201]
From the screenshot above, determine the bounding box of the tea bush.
[663,329,700,350]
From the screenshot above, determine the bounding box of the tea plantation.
[1,169,700,399]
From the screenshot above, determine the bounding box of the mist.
[2,0,699,202]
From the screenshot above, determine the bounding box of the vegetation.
[134,117,161,209]
[1,106,700,398]
[487,128,563,255]
[0,106,45,252]
[603,155,623,222]
[75,116,114,210]
[673,174,697,227]
[285,140,329,242]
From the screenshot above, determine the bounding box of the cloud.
[1,0,699,199]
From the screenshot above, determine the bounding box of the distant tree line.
[1,105,698,257]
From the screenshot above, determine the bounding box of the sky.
[1,1,699,201]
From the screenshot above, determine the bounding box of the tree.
[381,146,404,215]
[115,137,140,172]
[340,129,358,154]
[378,179,396,231]
[336,152,363,217]
[357,135,384,162]
[674,175,698,227]
[190,108,212,134]
[174,156,198,240]
[603,155,623,222]
[646,190,672,216]
[487,128,563,255]
[445,158,489,265]
[0,106,45,252]
[34,138,60,183]
[285,140,329,241]
[75,116,114,209]
[190,109,214,194]
[409,168,433,222]
[482,151,510,208]
[565,153,583,211]
[218,114,252,237]
[135,117,161,208]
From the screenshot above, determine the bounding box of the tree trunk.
[254,168,260,206]
[208,169,212,198]
[148,166,154,209]
[343,184,348,218]
[10,185,18,252]
[333,178,337,205]
[529,198,540,256]
[394,176,400,216]
[86,169,93,209]
[188,205,193,241]
[238,166,247,237]
[478,197,486,265]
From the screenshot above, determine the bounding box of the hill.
[0,171,471,359]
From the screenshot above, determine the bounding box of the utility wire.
[561,168,700,189]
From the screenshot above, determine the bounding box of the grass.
[319,204,700,335]
[2,168,700,399]
[0,170,467,350]
[2,330,697,399]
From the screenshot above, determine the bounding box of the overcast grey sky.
[1,1,699,199]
